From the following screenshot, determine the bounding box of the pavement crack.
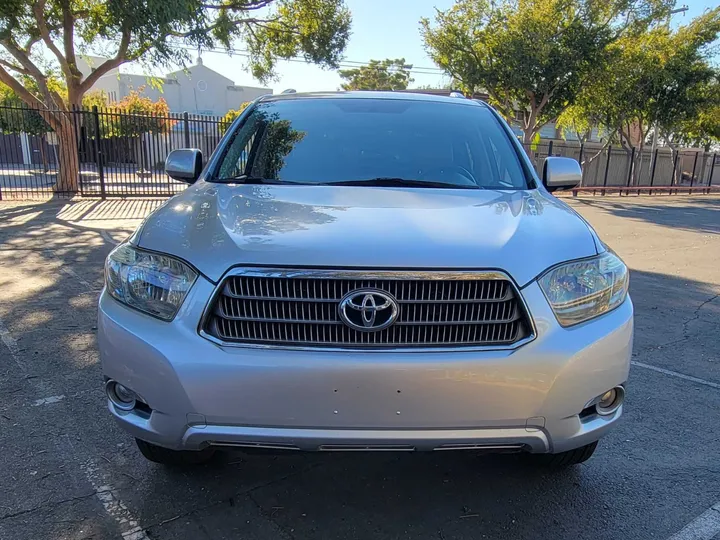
[246,490,296,540]
[0,490,102,521]
[682,292,720,337]
[141,462,323,536]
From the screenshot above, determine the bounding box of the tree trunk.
[52,113,80,193]
[523,128,534,145]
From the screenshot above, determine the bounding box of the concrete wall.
[165,62,270,115]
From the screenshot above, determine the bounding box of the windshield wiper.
[215,174,288,184]
[324,177,481,189]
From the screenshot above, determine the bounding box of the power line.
[167,42,446,75]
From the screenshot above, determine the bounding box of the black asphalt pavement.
[0,195,719,540]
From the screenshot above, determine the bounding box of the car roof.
[259,90,487,107]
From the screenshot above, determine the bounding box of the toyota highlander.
[99,91,632,467]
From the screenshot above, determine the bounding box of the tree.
[0,0,352,192]
[220,102,252,134]
[339,59,413,91]
[420,0,672,145]
[557,8,720,183]
[666,77,720,150]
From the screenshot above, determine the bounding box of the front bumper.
[98,277,633,454]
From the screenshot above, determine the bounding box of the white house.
[77,56,272,116]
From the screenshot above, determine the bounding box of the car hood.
[136,182,598,286]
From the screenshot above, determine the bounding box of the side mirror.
[543,157,582,192]
[165,149,203,184]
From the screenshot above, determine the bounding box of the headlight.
[538,252,629,327]
[105,244,197,321]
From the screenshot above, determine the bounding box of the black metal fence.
[0,105,228,200]
[0,104,717,200]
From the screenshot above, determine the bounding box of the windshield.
[214,98,531,190]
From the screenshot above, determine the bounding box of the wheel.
[135,438,216,466]
[540,441,598,468]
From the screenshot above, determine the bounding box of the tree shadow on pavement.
[570,195,720,235]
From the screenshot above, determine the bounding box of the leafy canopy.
[421,0,674,142]
[557,7,720,148]
[339,58,414,91]
[0,0,351,110]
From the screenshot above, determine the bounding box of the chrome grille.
[203,271,533,349]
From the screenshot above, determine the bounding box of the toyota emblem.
[338,289,399,332]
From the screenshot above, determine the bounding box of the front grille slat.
[205,274,532,349]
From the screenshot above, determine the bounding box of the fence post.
[183,112,190,148]
[708,153,717,193]
[92,106,106,200]
[649,148,658,190]
[601,145,612,196]
[624,147,635,196]
[547,140,553,158]
[670,150,679,193]
[689,152,699,193]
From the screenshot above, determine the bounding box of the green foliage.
[0,83,50,135]
[86,89,174,138]
[420,0,674,142]
[559,8,720,148]
[0,0,352,107]
[245,0,352,83]
[82,90,110,110]
[665,76,720,149]
[107,90,173,137]
[339,58,414,91]
[219,101,251,134]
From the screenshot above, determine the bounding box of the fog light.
[106,380,137,411]
[599,390,616,406]
[595,386,625,415]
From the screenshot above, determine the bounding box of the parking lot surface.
[0,195,719,540]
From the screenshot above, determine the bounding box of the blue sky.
[129,0,719,93]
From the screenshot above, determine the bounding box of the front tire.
[135,438,216,466]
[541,441,598,468]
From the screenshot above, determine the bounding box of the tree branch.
[33,0,72,80]
[0,59,32,75]
[168,17,283,38]
[201,0,272,9]
[61,0,81,83]
[23,35,42,52]
[0,38,65,109]
[0,65,62,130]
[78,28,132,96]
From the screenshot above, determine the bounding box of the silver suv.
[99,92,632,467]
